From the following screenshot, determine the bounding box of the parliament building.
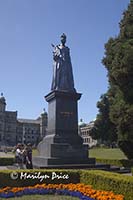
[0,94,97,148]
[78,119,97,148]
[0,94,47,146]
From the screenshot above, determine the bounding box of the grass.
[33,147,127,160]
[1,147,127,160]
[0,195,79,200]
[89,147,127,160]
[32,149,39,156]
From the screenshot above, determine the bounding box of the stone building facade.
[78,119,97,148]
[0,94,47,146]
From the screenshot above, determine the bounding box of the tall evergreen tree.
[102,1,133,159]
[91,92,117,145]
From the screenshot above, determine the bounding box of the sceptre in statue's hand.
[51,43,61,61]
[51,43,60,50]
[51,43,55,48]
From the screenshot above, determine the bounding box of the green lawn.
[32,148,127,160]
[1,148,127,160]
[32,149,39,156]
[33,148,127,160]
[89,147,127,159]
[0,195,79,200]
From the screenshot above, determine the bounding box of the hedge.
[132,168,133,176]
[0,157,14,166]
[0,169,133,200]
[0,169,79,187]
[96,158,133,168]
[80,170,133,200]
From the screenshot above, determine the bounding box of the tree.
[102,1,133,159]
[91,93,117,145]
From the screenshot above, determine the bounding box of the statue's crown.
[61,33,66,39]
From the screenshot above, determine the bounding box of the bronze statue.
[51,33,75,92]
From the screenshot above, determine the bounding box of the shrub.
[96,158,133,168]
[80,170,133,200]
[0,157,14,166]
[131,168,133,176]
[0,169,79,187]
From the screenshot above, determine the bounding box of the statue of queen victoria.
[51,33,76,92]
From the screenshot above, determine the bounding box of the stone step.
[34,163,110,169]
[105,166,131,174]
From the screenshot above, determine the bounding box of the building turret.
[40,108,48,139]
[0,93,6,112]
[78,118,86,127]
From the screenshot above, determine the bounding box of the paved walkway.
[0,166,8,170]
[0,152,14,157]
[0,165,132,176]
[0,165,18,170]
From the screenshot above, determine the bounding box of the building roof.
[80,121,95,131]
[17,118,40,124]
[5,111,17,115]
[78,119,87,127]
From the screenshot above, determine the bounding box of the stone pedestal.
[33,90,95,168]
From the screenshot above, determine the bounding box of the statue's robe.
[51,44,75,92]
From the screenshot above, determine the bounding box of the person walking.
[15,143,25,169]
[25,143,33,169]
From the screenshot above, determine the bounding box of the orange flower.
[0,183,124,200]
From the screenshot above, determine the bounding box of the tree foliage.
[101,1,133,159]
[91,93,117,145]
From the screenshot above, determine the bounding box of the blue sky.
[0,0,130,123]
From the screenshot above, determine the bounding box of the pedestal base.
[38,134,88,158]
[33,156,96,168]
[33,90,95,168]
[33,137,96,168]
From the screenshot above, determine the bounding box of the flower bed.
[0,183,124,200]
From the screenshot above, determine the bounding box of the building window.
[6,125,11,132]
[7,134,10,139]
